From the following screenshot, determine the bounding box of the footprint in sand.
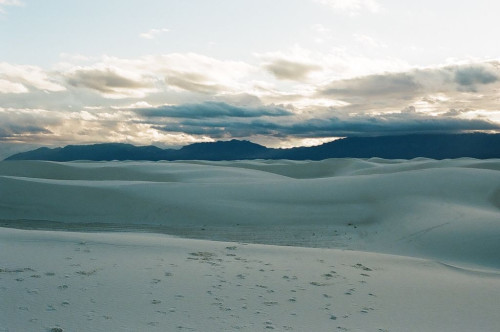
[75,269,98,276]
[360,307,374,314]
[353,263,373,271]
[264,320,275,329]
[49,327,64,332]
[345,288,355,295]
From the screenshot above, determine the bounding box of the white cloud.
[314,0,381,14]
[0,0,23,13]
[257,46,411,89]
[128,101,153,109]
[124,53,255,95]
[0,62,65,92]
[60,53,256,99]
[140,28,169,40]
[0,79,28,94]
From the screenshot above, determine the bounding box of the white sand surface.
[1,227,499,332]
[1,159,499,268]
[1,159,500,331]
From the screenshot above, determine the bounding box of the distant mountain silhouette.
[5,133,500,161]
[175,140,270,160]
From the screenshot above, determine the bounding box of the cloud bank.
[136,102,292,119]
[1,53,500,149]
[150,107,500,139]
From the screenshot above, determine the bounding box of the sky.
[2,0,500,157]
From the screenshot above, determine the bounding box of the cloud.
[165,72,224,94]
[135,101,292,119]
[0,125,51,140]
[65,66,156,98]
[320,72,419,99]
[318,61,500,112]
[454,65,498,90]
[2,54,500,150]
[155,53,255,94]
[149,103,500,139]
[0,0,23,13]
[60,53,254,97]
[0,62,65,92]
[264,59,322,81]
[256,46,412,91]
[0,108,57,142]
[0,79,28,94]
[442,109,472,117]
[276,112,500,137]
[140,28,169,40]
[314,0,381,14]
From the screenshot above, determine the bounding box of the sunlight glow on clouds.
[0,79,28,94]
[0,63,65,92]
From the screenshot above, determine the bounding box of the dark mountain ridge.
[5,133,500,161]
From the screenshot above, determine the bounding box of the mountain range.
[5,133,500,161]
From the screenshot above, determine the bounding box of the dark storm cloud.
[264,59,322,81]
[152,119,282,138]
[135,101,292,119]
[280,113,500,137]
[0,125,52,140]
[151,109,500,138]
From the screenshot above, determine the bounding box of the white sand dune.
[1,159,499,268]
[1,159,500,331]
